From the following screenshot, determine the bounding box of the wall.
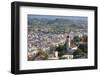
[0,0,99,76]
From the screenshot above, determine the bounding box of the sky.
[28,14,87,21]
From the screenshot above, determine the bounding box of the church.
[60,35,75,59]
[53,35,78,59]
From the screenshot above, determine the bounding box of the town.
[27,16,88,61]
[28,29,87,60]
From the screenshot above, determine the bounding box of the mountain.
[28,15,88,32]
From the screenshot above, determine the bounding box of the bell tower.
[65,35,70,52]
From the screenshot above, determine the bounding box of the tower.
[66,35,70,48]
[65,35,71,52]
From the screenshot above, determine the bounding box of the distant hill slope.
[28,17,87,32]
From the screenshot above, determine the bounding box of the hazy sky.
[28,15,87,21]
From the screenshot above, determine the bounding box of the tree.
[33,49,48,60]
[73,36,80,42]
[81,35,88,42]
[78,43,88,53]
[73,49,84,58]
[55,44,66,57]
